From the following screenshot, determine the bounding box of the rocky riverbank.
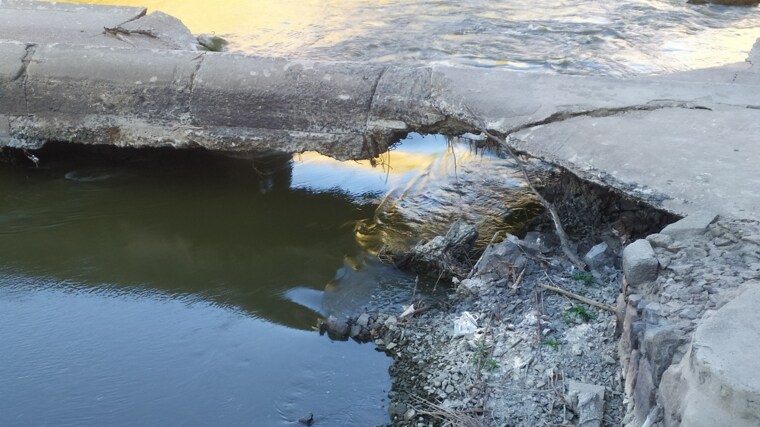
[320,164,760,427]
[318,170,681,426]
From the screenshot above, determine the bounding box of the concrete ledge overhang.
[2,37,760,219]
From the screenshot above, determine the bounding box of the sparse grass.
[564,305,596,323]
[543,338,560,350]
[572,271,596,286]
[471,338,498,371]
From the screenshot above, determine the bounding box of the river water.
[57,0,760,74]
[7,1,760,425]
[0,135,533,426]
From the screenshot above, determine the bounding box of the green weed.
[543,338,560,350]
[471,338,498,370]
[565,305,596,323]
[572,271,596,286]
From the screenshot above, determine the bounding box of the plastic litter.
[453,311,478,337]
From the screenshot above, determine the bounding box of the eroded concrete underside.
[2,2,760,426]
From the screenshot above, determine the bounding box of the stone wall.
[618,213,760,426]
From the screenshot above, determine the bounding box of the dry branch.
[479,129,587,271]
[538,283,616,312]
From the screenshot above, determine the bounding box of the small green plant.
[572,271,596,286]
[471,339,489,362]
[484,358,498,371]
[565,305,596,323]
[471,338,498,370]
[543,338,560,350]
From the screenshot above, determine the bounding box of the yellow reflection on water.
[39,0,367,54]
[662,28,760,71]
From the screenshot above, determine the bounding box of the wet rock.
[349,324,362,338]
[622,239,658,286]
[660,211,717,239]
[320,315,349,339]
[297,413,314,426]
[396,221,478,281]
[197,34,229,52]
[567,381,606,427]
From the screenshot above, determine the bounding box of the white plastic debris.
[453,311,478,337]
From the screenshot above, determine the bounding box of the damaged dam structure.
[2,1,760,426]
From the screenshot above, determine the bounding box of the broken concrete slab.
[567,381,606,427]
[432,65,760,133]
[1,2,760,221]
[660,211,718,239]
[0,0,146,48]
[623,240,659,287]
[509,107,760,221]
[659,281,760,427]
[190,54,392,159]
[0,0,197,51]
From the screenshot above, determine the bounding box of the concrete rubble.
[2,2,760,427]
[567,381,606,427]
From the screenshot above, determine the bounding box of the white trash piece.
[453,311,478,337]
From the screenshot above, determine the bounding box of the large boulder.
[622,239,659,287]
[660,282,760,427]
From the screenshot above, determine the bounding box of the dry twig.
[538,283,616,312]
[411,395,487,427]
[442,103,587,270]
[479,128,587,271]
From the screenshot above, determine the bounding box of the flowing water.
[55,0,760,75]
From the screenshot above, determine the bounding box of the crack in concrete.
[365,65,389,130]
[188,52,206,93]
[184,52,207,126]
[361,65,391,158]
[17,43,37,116]
[11,43,36,82]
[499,100,711,137]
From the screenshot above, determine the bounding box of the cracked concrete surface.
[1,0,760,219]
[508,106,760,220]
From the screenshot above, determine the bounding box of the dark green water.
[0,145,403,426]
[0,134,530,426]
